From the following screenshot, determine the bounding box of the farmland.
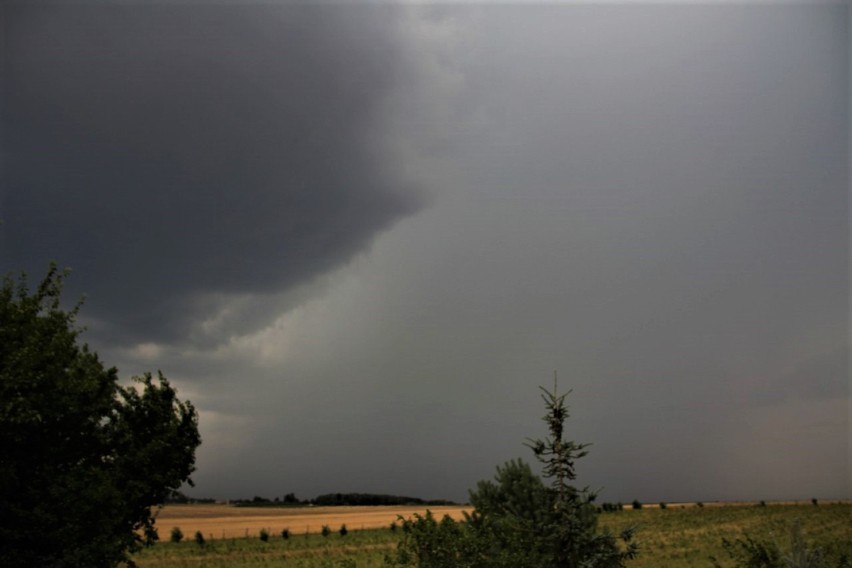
[133,501,852,567]
[153,504,469,539]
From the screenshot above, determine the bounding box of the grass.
[134,528,396,567]
[133,502,852,567]
[598,502,852,568]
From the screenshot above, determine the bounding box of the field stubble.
[154,504,469,539]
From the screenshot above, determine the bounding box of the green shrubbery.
[710,519,849,568]
[387,382,637,567]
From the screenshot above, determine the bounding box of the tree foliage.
[387,379,637,568]
[0,266,201,567]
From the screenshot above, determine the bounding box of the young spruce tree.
[523,377,637,567]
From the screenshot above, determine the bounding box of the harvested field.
[155,504,470,539]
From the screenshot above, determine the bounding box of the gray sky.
[2,2,848,504]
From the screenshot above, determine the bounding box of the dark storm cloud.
[2,4,419,344]
[2,1,847,505]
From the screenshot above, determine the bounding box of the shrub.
[659,502,667,510]
[601,502,623,513]
[632,500,642,510]
[321,525,331,537]
[339,524,348,537]
[710,520,836,568]
[281,528,290,540]
[259,528,269,542]
[811,498,818,506]
[170,527,183,543]
[387,381,638,567]
[696,502,704,508]
[194,531,205,546]
[390,521,398,533]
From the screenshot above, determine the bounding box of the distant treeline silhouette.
[170,491,458,507]
[312,493,457,507]
[166,491,216,504]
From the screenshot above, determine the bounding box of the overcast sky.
[3,1,848,504]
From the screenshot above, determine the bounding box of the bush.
[632,500,642,510]
[387,381,638,567]
[339,524,348,537]
[281,528,290,540]
[170,527,183,543]
[194,531,205,546]
[696,502,704,508]
[321,525,331,537]
[391,511,487,568]
[259,528,269,542]
[659,502,667,510]
[710,520,839,568]
[390,521,398,533]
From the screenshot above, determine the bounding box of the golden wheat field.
[155,504,471,540]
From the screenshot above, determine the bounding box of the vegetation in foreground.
[0,266,201,567]
[132,503,852,567]
[387,381,636,567]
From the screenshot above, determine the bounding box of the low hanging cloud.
[3,4,422,345]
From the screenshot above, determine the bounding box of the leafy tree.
[388,380,637,568]
[0,266,201,567]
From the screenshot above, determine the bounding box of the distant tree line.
[313,493,457,507]
[166,491,216,504]
[232,493,458,507]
